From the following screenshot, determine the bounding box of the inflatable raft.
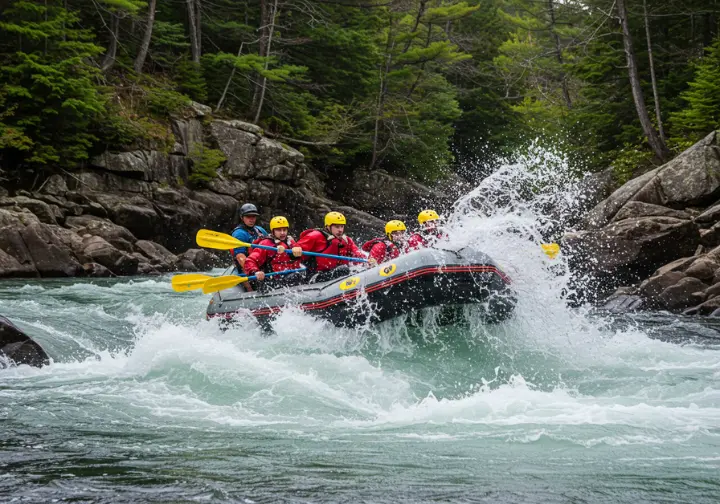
[206,248,516,329]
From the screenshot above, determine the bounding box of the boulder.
[12,223,84,277]
[695,201,720,227]
[189,101,212,117]
[701,282,720,300]
[610,201,691,223]
[210,120,258,178]
[652,255,699,277]
[684,296,720,316]
[171,118,203,156]
[0,316,49,368]
[684,256,720,281]
[66,216,138,253]
[598,293,644,313]
[38,174,68,196]
[90,150,175,184]
[0,196,58,224]
[583,131,720,228]
[177,248,223,271]
[639,271,687,298]
[81,262,114,277]
[658,276,708,310]
[135,240,178,270]
[700,223,720,248]
[81,236,139,275]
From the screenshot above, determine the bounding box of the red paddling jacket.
[294,229,364,272]
[362,238,402,264]
[244,236,302,275]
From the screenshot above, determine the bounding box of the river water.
[2,158,720,503]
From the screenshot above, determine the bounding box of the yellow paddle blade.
[541,243,560,259]
[201,275,249,294]
[171,274,213,292]
[196,229,248,250]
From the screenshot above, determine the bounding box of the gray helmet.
[238,203,259,218]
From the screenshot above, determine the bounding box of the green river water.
[2,162,720,503]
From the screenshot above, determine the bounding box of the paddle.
[201,268,307,294]
[171,273,214,292]
[196,229,369,264]
[541,243,560,259]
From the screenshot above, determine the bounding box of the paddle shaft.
[248,267,306,281]
[249,242,368,263]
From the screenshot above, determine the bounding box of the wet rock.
[135,240,178,270]
[700,223,720,248]
[610,201,691,223]
[177,248,223,271]
[658,277,708,310]
[583,131,720,228]
[0,316,49,368]
[639,271,687,298]
[81,235,139,275]
[66,216,137,253]
[684,257,720,281]
[652,255,700,277]
[684,296,720,316]
[701,282,720,300]
[81,262,114,277]
[599,294,644,313]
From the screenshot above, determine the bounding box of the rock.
[599,294,644,313]
[0,196,58,224]
[171,118,203,156]
[177,248,223,271]
[224,119,264,136]
[135,240,178,270]
[639,271,687,298]
[190,101,212,117]
[93,194,159,240]
[21,223,83,277]
[709,308,720,317]
[658,277,708,310]
[684,296,720,316]
[331,169,452,222]
[583,131,720,228]
[0,247,36,277]
[0,316,49,368]
[90,151,174,183]
[66,216,138,253]
[695,201,720,227]
[81,262,114,277]
[137,262,162,276]
[610,201,691,223]
[701,282,720,300]
[210,120,258,178]
[699,222,720,247]
[81,236,138,275]
[39,174,68,196]
[684,257,720,280]
[652,256,699,277]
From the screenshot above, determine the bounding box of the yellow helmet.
[418,209,440,225]
[324,211,347,227]
[385,220,406,240]
[269,216,289,231]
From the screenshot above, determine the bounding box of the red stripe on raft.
[209,264,509,320]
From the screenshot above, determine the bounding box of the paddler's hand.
[292,246,303,257]
[235,253,247,267]
[276,245,286,255]
[255,271,265,281]
[368,257,378,267]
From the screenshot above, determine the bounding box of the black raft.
[207,248,516,329]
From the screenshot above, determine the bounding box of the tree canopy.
[1,0,719,184]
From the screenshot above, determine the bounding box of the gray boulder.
[0,316,49,368]
[658,277,708,310]
[81,235,139,275]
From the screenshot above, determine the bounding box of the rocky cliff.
[564,131,720,315]
[0,103,452,278]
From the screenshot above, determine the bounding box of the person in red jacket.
[291,211,369,283]
[244,216,303,290]
[362,220,408,265]
[407,209,446,249]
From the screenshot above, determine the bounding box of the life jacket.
[229,224,267,265]
[362,237,401,263]
[256,236,300,273]
[298,228,352,272]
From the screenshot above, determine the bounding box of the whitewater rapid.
[2,154,720,502]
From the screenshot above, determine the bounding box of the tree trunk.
[251,0,278,124]
[101,13,120,71]
[548,0,572,108]
[642,0,666,142]
[370,17,396,171]
[216,42,244,112]
[616,0,669,162]
[133,0,157,73]
[187,0,201,64]
[250,0,271,118]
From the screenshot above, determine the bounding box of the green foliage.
[669,35,720,141]
[142,87,191,117]
[0,0,106,168]
[188,142,225,186]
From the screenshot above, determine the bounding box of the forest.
[1,0,719,185]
